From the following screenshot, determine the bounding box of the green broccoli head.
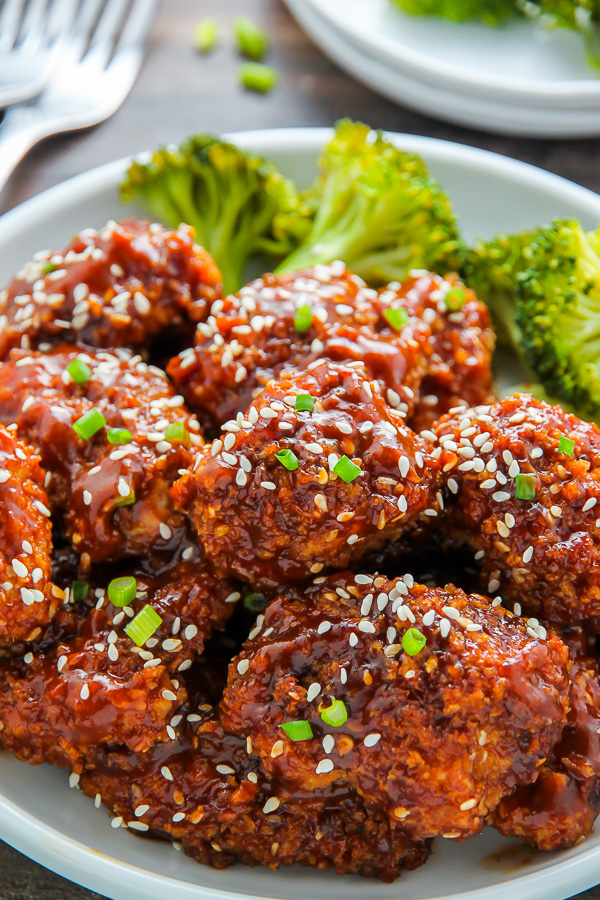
[390,0,518,24]
[276,119,464,285]
[120,135,312,295]
[515,219,600,420]
[461,228,537,352]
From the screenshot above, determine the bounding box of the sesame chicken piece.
[435,393,600,628]
[175,360,448,590]
[0,346,203,566]
[0,219,221,360]
[221,572,571,842]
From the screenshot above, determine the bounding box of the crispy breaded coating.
[175,360,447,589]
[220,571,570,842]
[0,423,61,644]
[380,273,495,432]
[435,393,600,628]
[0,219,221,359]
[79,698,429,881]
[491,629,600,850]
[168,263,430,433]
[0,346,203,567]
[0,550,237,771]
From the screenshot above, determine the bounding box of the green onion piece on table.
[233,17,269,60]
[194,17,219,53]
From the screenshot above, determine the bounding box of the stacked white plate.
[283,0,600,136]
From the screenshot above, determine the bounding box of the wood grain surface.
[1,0,599,897]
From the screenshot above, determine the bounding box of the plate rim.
[2,127,600,900]
[284,0,600,137]
[302,0,600,106]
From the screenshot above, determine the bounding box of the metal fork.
[0,0,159,196]
[0,0,72,108]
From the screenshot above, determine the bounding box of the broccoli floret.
[461,229,537,352]
[120,135,311,295]
[276,120,464,285]
[465,218,600,422]
[515,219,600,420]
[390,0,518,25]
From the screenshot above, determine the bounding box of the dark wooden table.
[1,0,600,896]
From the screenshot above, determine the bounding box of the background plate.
[1,129,600,900]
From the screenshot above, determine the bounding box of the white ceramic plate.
[301,0,600,107]
[284,0,600,137]
[1,128,600,900]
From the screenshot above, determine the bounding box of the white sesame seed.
[159,523,172,540]
[440,619,451,638]
[263,797,280,814]
[12,559,27,578]
[583,498,597,512]
[80,684,90,700]
[492,492,511,502]
[307,683,321,702]
[161,766,174,781]
[422,610,435,627]
[237,659,250,675]
[322,734,335,754]
[364,733,381,748]
[460,799,477,811]
[83,490,92,506]
[315,759,334,775]
[523,546,534,564]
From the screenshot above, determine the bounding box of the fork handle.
[0,108,46,201]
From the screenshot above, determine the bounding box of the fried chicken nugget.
[435,393,600,628]
[220,571,571,842]
[0,550,237,771]
[0,219,222,359]
[0,423,62,644]
[168,263,431,433]
[491,629,600,850]
[0,346,202,566]
[175,360,447,589]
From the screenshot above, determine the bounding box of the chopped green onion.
[107,427,132,445]
[73,408,106,440]
[194,17,219,53]
[295,394,314,413]
[244,592,268,612]
[515,473,536,501]
[126,604,163,647]
[164,422,190,446]
[66,358,92,385]
[41,261,57,275]
[445,287,467,311]
[239,62,278,94]
[319,699,348,728]
[558,435,575,457]
[72,580,88,603]
[114,489,135,508]
[334,456,361,484]
[402,627,426,656]
[233,17,269,59]
[293,304,312,333]
[107,576,137,608]
[383,307,409,332]
[280,720,313,741]
[275,448,299,471]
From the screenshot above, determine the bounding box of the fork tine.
[87,0,129,53]
[46,0,80,38]
[18,0,48,51]
[0,0,26,52]
[116,0,159,49]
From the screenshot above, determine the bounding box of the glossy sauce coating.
[435,393,600,628]
[379,273,496,431]
[0,346,203,567]
[78,644,429,881]
[0,423,62,644]
[491,629,600,850]
[0,547,237,771]
[168,264,431,433]
[221,571,570,841]
[176,360,449,589]
[0,220,222,360]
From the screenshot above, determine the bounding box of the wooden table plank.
[1,0,599,897]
